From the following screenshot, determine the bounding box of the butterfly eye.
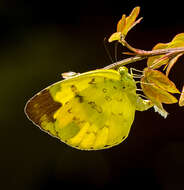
[118,66,128,74]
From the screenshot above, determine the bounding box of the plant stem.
[103,55,145,69]
[103,38,184,69]
[120,38,184,56]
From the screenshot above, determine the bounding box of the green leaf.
[141,68,180,117]
[147,43,168,68]
[179,85,184,106]
[147,33,184,68]
[109,6,141,42]
[108,32,121,42]
[123,6,140,36]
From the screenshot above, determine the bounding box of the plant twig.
[120,37,184,56]
[103,37,184,70]
[103,55,145,69]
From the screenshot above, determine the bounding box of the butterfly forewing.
[25,69,137,150]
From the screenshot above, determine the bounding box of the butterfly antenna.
[114,41,118,63]
[103,37,114,64]
[130,67,143,74]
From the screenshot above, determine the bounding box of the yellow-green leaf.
[147,33,184,68]
[179,85,184,106]
[166,53,183,76]
[123,6,140,36]
[144,68,180,94]
[109,6,141,42]
[117,14,126,33]
[169,33,184,48]
[141,75,178,104]
[147,43,168,68]
[140,68,179,118]
[108,32,121,42]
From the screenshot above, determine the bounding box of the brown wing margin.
[24,89,62,126]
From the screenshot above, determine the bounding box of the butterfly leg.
[130,67,143,78]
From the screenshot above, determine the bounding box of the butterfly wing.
[25,69,137,150]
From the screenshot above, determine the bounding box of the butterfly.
[25,67,153,150]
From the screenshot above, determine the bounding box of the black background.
[1,1,184,190]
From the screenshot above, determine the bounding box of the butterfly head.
[118,66,136,91]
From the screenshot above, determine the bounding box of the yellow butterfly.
[25,67,152,150]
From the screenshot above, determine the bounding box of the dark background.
[1,1,184,190]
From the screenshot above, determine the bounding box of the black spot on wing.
[88,78,96,84]
[71,84,78,93]
[65,101,69,105]
[104,144,110,148]
[70,84,84,103]
[103,77,107,82]
[75,94,84,103]
[25,89,62,126]
[67,108,72,113]
[117,98,123,102]
[72,116,77,121]
[88,101,103,113]
[111,112,116,116]
[122,136,126,140]
[105,96,112,101]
